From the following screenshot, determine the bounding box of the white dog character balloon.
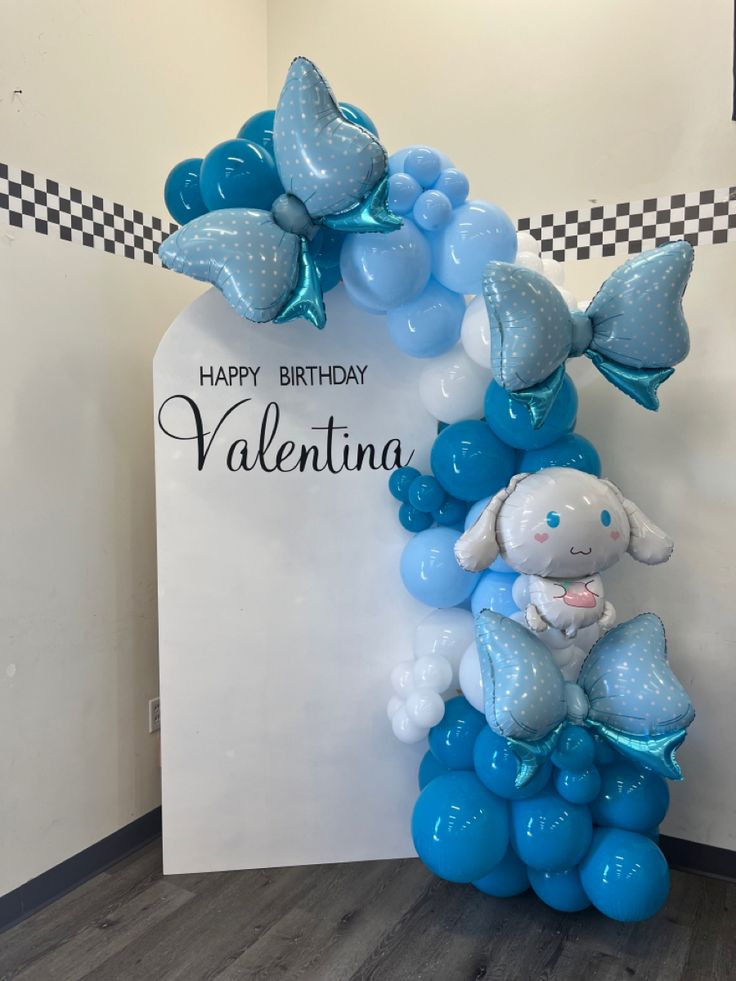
[455,468,673,638]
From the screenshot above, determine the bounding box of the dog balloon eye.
[601,509,612,527]
[546,511,560,528]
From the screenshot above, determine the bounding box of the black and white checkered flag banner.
[1,162,734,267]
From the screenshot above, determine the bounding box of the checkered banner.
[1,161,735,267]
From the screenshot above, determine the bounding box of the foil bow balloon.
[475,611,694,786]
[483,241,694,427]
[159,57,400,328]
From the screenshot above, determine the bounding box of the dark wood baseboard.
[660,834,736,881]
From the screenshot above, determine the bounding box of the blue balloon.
[388,173,422,216]
[399,503,433,533]
[387,279,465,358]
[408,475,446,513]
[403,147,442,188]
[431,420,517,502]
[484,375,578,451]
[555,766,602,805]
[430,200,517,295]
[551,725,596,772]
[528,867,590,912]
[473,727,552,800]
[389,145,453,176]
[593,735,617,766]
[412,771,509,882]
[519,433,602,477]
[432,168,469,207]
[164,158,208,226]
[580,828,670,921]
[433,496,467,528]
[473,845,529,897]
[428,696,487,770]
[511,789,593,872]
[418,750,451,790]
[310,226,344,270]
[316,263,341,293]
[199,139,282,212]
[471,571,519,618]
[400,527,477,608]
[340,220,431,314]
[237,109,276,154]
[591,761,670,832]
[338,101,379,136]
[388,466,421,502]
[413,190,453,232]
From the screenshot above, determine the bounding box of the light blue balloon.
[511,789,593,872]
[389,145,453,176]
[528,867,590,912]
[432,168,469,206]
[340,220,431,314]
[520,433,601,477]
[412,771,509,883]
[580,828,670,922]
[388,173,422,215]
[484,375,578,451]
[590,760,670,832]
[473,727,552,801]
[418,750,451,790]
[164,158,208,226]
[413,190,452,231]
[471,571,519,618]
[473,845,529,897]
[199,139,282,212]
[555,766,602,805]
[431,420,517,502]
[387,279,465,358]
[403,147,442,188]
[428,696,487,770]
[400,527,477,608]
[430,200,517,295]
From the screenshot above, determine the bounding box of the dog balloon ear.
[600,479,674,565]
[454,473,529,572]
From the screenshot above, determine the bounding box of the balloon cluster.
[412,696,672,921]
[388,466,468,533]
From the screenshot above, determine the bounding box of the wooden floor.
[1,843,733,981]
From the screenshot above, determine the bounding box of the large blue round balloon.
[590,761,670,833]
[237,109,276,154]
[520,433,602,477]
[400,528,477,607]
[428,696,487,770]
[473,845,529,897]
[580,828,670,922]
[431,420,517,502]
[339,101,379,137]
[387,279,465,358]
[164,158,208,226]
[430,200,517,295]
[200,139,282,212]
[473,727,552,801]
[528,867,591,912]
[470,571,519,618]
[551,725,596,773]
[555,766,602,805]
[340,220,431,314]
[484,375,578,451]
[412,771,509,883]
[418,750,452,790]
[511,789,593,872]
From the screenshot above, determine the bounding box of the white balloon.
[391,705,428,744]
[386,695,404,720]
[542,257,565,286]
[576,622,600,654]
[515,251,544,274]
[414,608,475,685]
[537,626,574,651]
[516,231,540,256]
[419,347,491,423]
[460,296,492,369]
[557,286,578,311]
[413,654,453,693]
[390,660,415,696]
[405,688,446,728]
[511,576,530,609]
[553,645,587,683]
[458,641,485,714]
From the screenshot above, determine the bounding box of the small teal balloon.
[528,867,591,912]
[387,279,465,358]
[164,158,208,226]
[430,200,517,295]
[555,766,602,805]
[433,496,467,527]
[403,147,442,188]
[418,750,452,790]
[470,571,519,618]
[413,190,453,232]
[408,475,446,513]
[580,828,670,922]
[400,528,477,608]
[520,433,601,477]
[389,145,453,176]
[473,727,552,801]
[200,138,282,212]
[593,736,617,766]
[316,263,341,293]
[388,173,422,216]
[338,101,379,136]
[473,845,529,897]
[485,375,578,451]
[310,226,344,270]
[511,789,593,872]
[432,168,470,206]
[551,725,596,772]
[340,220,431,314]
[399,503,433,533]
[236,109,276,154]
[428,696,486,770]
[431,420,517,502]
[388,466,421,502]
[591,760,670,833]
[412,771,509,882]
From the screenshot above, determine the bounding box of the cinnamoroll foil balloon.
[455,468,673,639]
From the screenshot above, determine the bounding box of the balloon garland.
[162,56,695,923]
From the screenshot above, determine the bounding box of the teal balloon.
[310,226,344,270]
[200,139,282,211]
[473,727,552,800]
[387,279,465,358]
[339,101,379,136]
[473,845,529,897]
[400,528,477,607]
[484,375,578,451]
[340,220,431,314]
[431,420,517,502]
[555,766,602,805]
[433,496,467,528]
[408,475,446,513]
[412,771,509,882]
[388,466,421,502]
[237,109,276,154]
[164,158,208,225]
[520,433,601,477]
[470,571,518,618]
[399,503,433,533]
[593,735,617,766]
[528,867,590,912]
[591,760,670,832]
[316,263,341,293]
[511,789,593,872]
[428,696,487,770]
[580,828,670,921]
[551,725,596,772]
[418,750,452,790]
[430,200,517,295]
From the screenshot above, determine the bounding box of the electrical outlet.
[148,697,161,733]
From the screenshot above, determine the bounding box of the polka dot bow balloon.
[159,57,400,328]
